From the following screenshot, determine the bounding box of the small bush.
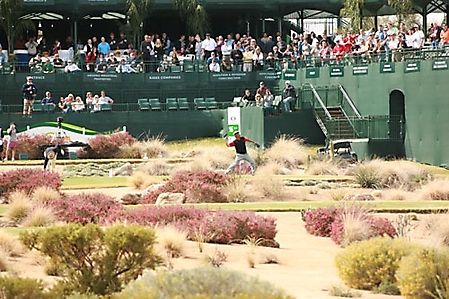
[328,285,362,298]
[0,276,52,299]
[0,231,25,257]
[396,247,449,299]
[304,206,342,237]
[114,267,293,299]
[203,247,228,267]
[128,171,158,190]
[6,191,33,223]
[0,168,61,197]
[224,175,250,203]
[19,223,162,296]
[335,237,418,290]
[47,193,125,225]
[32,186,61,203]
[137,134,168,158]
[16,133,53,160]
[79,131,136,159]
[138,160,171,176]
[306,159,341,176]
[125,206,278,246]
[140,170,230,204]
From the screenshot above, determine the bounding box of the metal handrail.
[302,82,332,119]
[338,84,361,118]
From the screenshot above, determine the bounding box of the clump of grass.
[330,190,346,201]
[138,160,172,176]
[420,179,449,201]
[156,225,187,259]
[118,143,142,159]
[21,205,57,227]
[223,176,250,203]
[31,186,61,203]
[371,190,382,198]
[340,206,372,247]
[139,134,168,158]
[6,191,33,223]
[0,249,9,271]
[128,171,159,189]
[306,158,342,175]
[385,189,410,201]
[261,253,280,264]
[0,231,25,257]
[263,135,308,169]
[352,162,381,188]
[328,285,362,298]
[252,169,285,200]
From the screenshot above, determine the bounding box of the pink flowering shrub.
[140,170,230,204]
[304,207,343,237]
[125,206,278,246]
[79,132,136,159]
[0,168,61,197]
[48,193,125,225]
[17,134,54,160]
[330,214,397,245]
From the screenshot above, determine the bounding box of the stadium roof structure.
[20,0,449,20]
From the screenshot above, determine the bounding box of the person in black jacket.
[43,144,65,171]
[224,131,260,175]
[21,76,37,118]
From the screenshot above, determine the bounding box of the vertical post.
[82,127,85,135]
[74,20,78,55]
[262,18,266,33]
[422,6,428,36]
[278,17,282,34]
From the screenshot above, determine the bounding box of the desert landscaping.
[0,135,449,298]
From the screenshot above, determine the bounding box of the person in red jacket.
[224,131,260,175]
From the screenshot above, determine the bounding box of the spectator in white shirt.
[64,60,81,73]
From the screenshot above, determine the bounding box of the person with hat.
[224,131,260,175]
[64,60,81,73]
[201,33,217,60]
[282,80,297,113]
[43,144,65,171]
[21,76,37,118]
[256,81,267,98]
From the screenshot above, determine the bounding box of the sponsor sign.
[256,71,281,81]
[227,107,241,142]
[16,74,55,83]
[352,65,369,76]
[329,66,344,77]
[146,73,184,83]
[432,60,448,70]
[283,69,297,80]
[210,72,249,82]
[83,73,122,83]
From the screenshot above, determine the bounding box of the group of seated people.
[239,81,277,116]
[41,90,114,113]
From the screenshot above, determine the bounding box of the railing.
[3,47,449,76]
[326,115,403,140]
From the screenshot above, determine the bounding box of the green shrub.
[352,164,381,188]
[396,247,449,299]
[335,237,419,290]
[0,276,52,299]
[19,223,162,296]
[113,267,293,299]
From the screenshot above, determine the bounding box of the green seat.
[170,65,181,73]
[101,104,112,111]
[56,68,65,74]
[32,100,43,112]
[183,61,195,72]
[149,98,161,111]
[108,67,116,73]
[194,97,207,110]
[138,98,149,111]
[43,104,55,113]
[272,95,282,114]
[69,152,78,160]
[166,97,178,110]
[1,62,11,74]
[205,97,218,109]
[177,97,189,110]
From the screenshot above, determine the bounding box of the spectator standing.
[4,123,18,161]
[97,37,111,56]
[411,24,425,49]
[99,90,114,105]
[25,37,38,57]
[52,39,61,55]
[118,33,129,50]
[22,76,37,118]
[140,34,155,72]
[201,33,217,60]
[263,88,274,116]
[256,81,267,98]
[108,32,117,50]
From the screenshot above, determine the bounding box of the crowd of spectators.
[7,21,449,75]
[40,90,114,114]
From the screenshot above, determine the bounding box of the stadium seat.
[32,100,43,112]
[272,95,282,114]
[166,97,178,110]
[170,65,181,73]
[101,104,112,111]
[177,98,189,110]
[137,98,149,111]
[194,97,207,110]
[205,97,218,109]
[43,104,55,113]
[149,98,162,111]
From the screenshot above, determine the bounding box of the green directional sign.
[404,61,420,73]
[283,69,297,80]
[329,66,344,77]
[305,68,320,79]
[352,65,369,76]
[380,62,395,73]
[432,60,448,71]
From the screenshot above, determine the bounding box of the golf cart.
[317,140,358,163]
